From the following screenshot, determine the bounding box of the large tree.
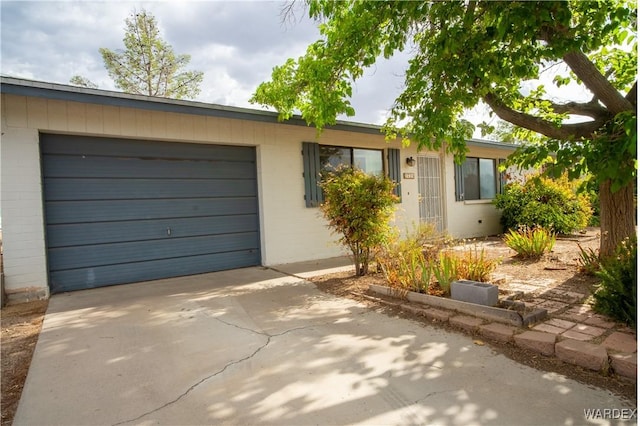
[71,9,203,99]
[251,0,637,256]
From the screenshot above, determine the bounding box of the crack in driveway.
[111,318,314,426]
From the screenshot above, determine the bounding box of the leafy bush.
[456,247,500,282]
[495,174,592,234]
[504,226,556,259]
[592,237,637,329]
[320,166,398,276]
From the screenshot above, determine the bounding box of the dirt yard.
[311,229,637,404]
[1,300,47,426]
[0,228,634,425]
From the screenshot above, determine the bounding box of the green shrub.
[578,178,600,227]
[504,226,556,259]
[592,237,637,329]
[320,166,398,276]
[585,190,600,227]
[495,174,592,234]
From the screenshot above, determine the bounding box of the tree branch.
[562,51,635,114]
[463,1,477,28]
[484,93,606,140]
[548,99,610,119]
[626,81,637,107]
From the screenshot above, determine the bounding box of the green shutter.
[454,162,465,201]
[498,158,507,194]
[302,142,323,207]
[388,148,402,201]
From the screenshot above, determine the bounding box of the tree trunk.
[599,179,636,257]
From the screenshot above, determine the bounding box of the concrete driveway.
[15,264,633,425]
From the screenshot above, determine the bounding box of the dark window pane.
[463,158,480,200]
[319,146,351,172]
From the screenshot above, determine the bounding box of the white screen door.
[417,156,445,232]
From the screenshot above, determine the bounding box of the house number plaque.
[403,173,415,179]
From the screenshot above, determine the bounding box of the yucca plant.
[577,244,600,275]
[376,223,439,294]
[432,251,459,295]
[504,226,555,259]
[457,247,500,282]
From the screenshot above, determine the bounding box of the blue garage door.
[41,134,260,293]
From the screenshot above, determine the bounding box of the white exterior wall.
[1,91,516,300]
[0,93,423,299]
[262,125,424,263]
[0,119,49,300]
[443,145,512,238]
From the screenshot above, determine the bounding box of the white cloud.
[1,1,595,135]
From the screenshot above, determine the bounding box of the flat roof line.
[1,75,517,149]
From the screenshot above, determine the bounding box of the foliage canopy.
[252,0,636,255]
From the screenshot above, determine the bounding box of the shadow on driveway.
[15,266,633,425]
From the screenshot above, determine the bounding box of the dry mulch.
[1,300,48,426]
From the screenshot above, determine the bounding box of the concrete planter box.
[369,284,547,327]
[451,280,498,306]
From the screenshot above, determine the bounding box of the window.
[302,142,400,207]
[455,157,504,201]
[319,145,383,175]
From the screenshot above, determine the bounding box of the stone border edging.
[370,284,531,326]
[365,284,636,381]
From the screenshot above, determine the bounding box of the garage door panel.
[41,134,261,293]
[46,215,258,247]
[45,198,258,224]
[41,134,255,162]
[43,155,256,180]
[48,232,259,271]
[44,178,257,200]
[49,250,261,293]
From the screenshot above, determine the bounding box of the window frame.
[454,156,505,202]
[302,142,401,207]
[318,144,385,176]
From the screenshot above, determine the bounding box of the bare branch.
[626,81,637,107]
[280,1,308,28]
[548,99,610,119]
[562,51,635,114]
[484,93,606,140]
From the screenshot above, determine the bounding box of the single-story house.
[0,76,518,302]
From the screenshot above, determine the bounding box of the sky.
[1,0,414,127]
[1,1,594,136]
